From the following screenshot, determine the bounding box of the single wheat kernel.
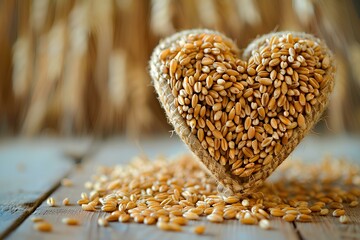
[134,215,144,223]
[193,225,206,234]
[170,217,188,225]
[183,212,200,220]
[259,219,271,230]
[240,215,257,225]
[105,214,119,222]
[258,209,270,219]
[309,205,321,212]
[77,199,89,205]
[62,198,70,206]
[158,215,170,222]
[285,210,298,215]
[339,215,350,224]
[349,201,358,207]
[242,199,250,207]
[33,222,52,232]
[119,214,130,223]
[270,209,285,217]
[98,218,108,227]
[332,209,345,217]
[144,216,156,225]
[81,192,88,200]
[207,214,224,223]
[62,218,79,225]
[296,214,312,222]
[283,214,296,222]
[47,197,56,207]
[61,178,73,187]
[297,208,311,214]
[319,209,329,216]
[31,217,44,223]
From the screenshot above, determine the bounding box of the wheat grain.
[33,222,52,232]
[98,218,109,227]
[73,154,359,233]
[193,225,206,234]
[339,215,350,224]
[62,198,70,206]
[156,31,333,185]
[62,218,79,225]
[47,197,56,207]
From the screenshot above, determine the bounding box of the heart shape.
[150,29,334,195]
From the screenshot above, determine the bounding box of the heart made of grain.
[150,29,334,195]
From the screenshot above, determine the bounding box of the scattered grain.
[31,217,44,223]
[98,218,108,227]
[62,218,80,225]
[33,222,52,232]
[63,197,70,206]
[339,215,350,224]
[332,209,345,217]
[47,197,56,207]
[61,178,73,187]
[259,219,271,230]
[193,225,206,234]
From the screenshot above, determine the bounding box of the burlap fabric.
[150,29,334,195]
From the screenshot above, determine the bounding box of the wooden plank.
[0,138,91,239]
[7,136,298,240]
[293,206,360,240]
[6,135,360,239]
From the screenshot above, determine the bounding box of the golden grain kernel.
[240,214,257,225]
[296,214,312,222]
[77,198,89,205]
[193,225,206,235]
[62,197,70,206]
[31,217,44,223]
[119,214,130,223]
[319,208,329,216]
[62,217,80,225]
[349,201,358,207]
[98,218,108,227]
[270,209,285,217]
[134,215,144,223]
[106,214,119,222]
[283,214,296,222]
[183,211,200,220]
[207,214,223,223]
[33,222,52,232]
[332,209,345,217]
[170,217,188,225]
[61,178,73,187]
[46,197,56,207]
[259,219,271,230]
[339,215,350,224]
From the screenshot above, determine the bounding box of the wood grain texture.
[0,138,92,239]
[4,135,360,240]
[293,206,360,240]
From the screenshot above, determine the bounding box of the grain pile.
[71,154,359,232]
[154,31,333,181]
[151,30,334,194]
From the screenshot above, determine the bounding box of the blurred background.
[0,0,359,138]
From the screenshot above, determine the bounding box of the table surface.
[0,135,359,240]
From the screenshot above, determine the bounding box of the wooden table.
[1,135,359,240]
